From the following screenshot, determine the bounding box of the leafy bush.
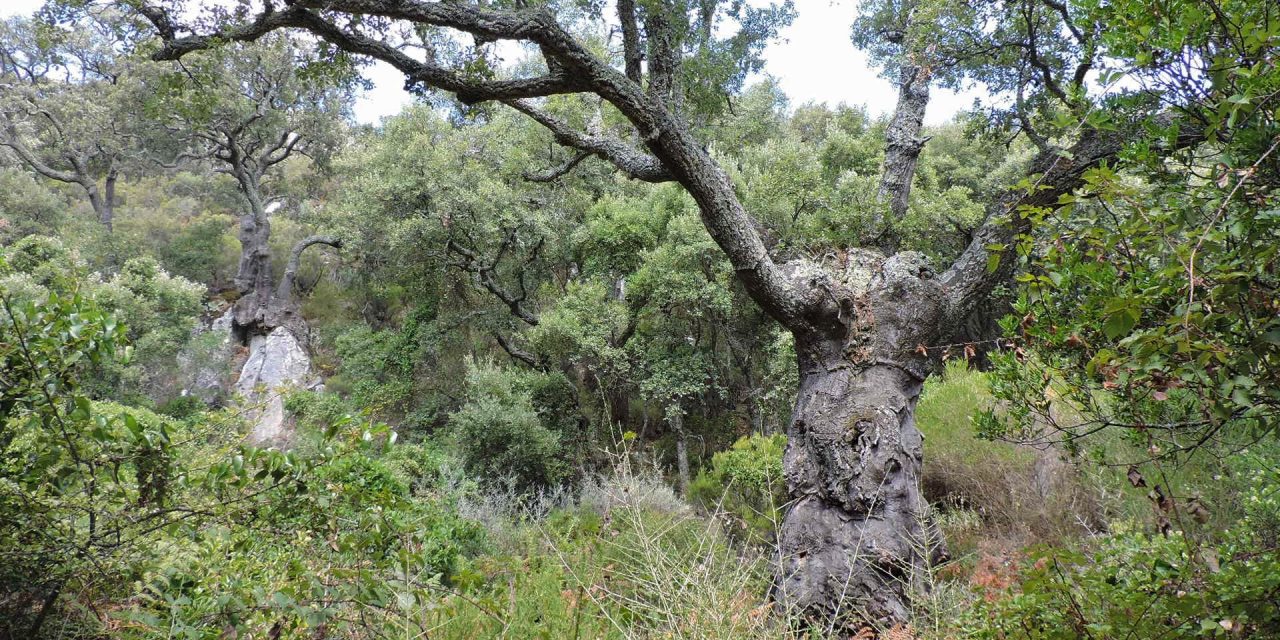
[1,241,204,406]
[158,212,238,289]
[689,433,787,543]
[0,167,67,243]
[121,439,484,639]
[447,360,573,492]
[0,282,176,637]
[959,467,1280,639]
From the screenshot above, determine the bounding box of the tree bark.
[670,408,691,495]
[616,0,643,84]
[84,167,118,234]
[873,64,932,251]
[777,251,948,627]
[101,167,118,232]
[231,178,275,331]
[267,234,342,340]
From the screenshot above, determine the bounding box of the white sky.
[1,0,982,125]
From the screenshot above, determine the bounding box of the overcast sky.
[1,0,983,125]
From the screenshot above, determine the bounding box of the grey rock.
[235,326,317,446]
[178,308,237,406]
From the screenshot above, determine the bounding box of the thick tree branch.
[874,62,932,250]
[493,331,540,368]
[136,0,808,329]
[643,1,678,104]
[144,4,586,104]
[504,99,671,183]
[940,116,1204,327]
[616,0,643,84]
[276,234,343,301]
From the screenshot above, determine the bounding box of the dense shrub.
[447,360,574,492]
[1,240,204,406]
[689,432,787,543]
[957,461,1280,638]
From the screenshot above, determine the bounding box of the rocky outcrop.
[234,326,319,446]
[178,308,238,407]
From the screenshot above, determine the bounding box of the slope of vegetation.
[2,0,1278,637]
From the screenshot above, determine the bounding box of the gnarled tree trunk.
[232,191,275,332]
[874,63,932,251]
[776,251,948,625]
[85,167,118,233]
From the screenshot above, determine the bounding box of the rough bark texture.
[234,217,272,322]
[874,64,932,250]
[671,410,691,495]
[777,250,947,625]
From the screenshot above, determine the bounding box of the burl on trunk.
[776,250,948,624]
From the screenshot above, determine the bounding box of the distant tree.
[0,10,155,232]
[146,34,353,337]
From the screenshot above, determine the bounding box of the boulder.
[235,326,318,446]
[178,308,237,406]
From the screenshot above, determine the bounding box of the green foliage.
[87,258,204,404]
[1,239,205,407]
[0,253,486,639]
[0,167,66,242]
[10,1,1280,635]
[532,280,632,378]
[689,433,787,542]
[982,0,1280,482]
[960,468,1280,638]
[447,360,575,492]
[158,212,239,287]
[0,278,189,635]
[119,432,483,639]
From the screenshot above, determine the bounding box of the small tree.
[0,10,155,232]
[148,34,352,336]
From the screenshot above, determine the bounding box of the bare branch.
[446,238,540,327]
[524,150,590,182]
[275,234,343,301]
[505,99,671,183]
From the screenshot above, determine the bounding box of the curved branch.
[446,238,540,327]
[524,150,590,182]
[493,331,541,368]
[145,4,587,104]
[505,99,671,183]
[0,122,82,184]
[940,117,1204,326]
[276,234,343,301]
